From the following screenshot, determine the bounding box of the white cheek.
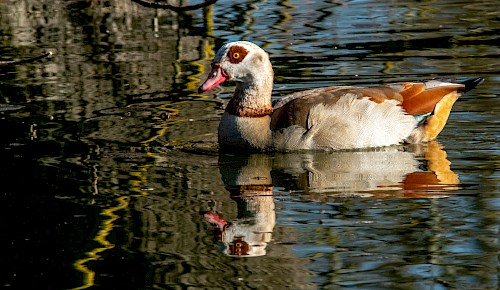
[225,67,236,81]
[224,64,244,81]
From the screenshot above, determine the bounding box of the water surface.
[0,0,499,289]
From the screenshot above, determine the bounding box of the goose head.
[198,41,274,93]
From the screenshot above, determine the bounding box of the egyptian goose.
[198,41,483,151]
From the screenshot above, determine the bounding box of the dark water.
[1,0,499,289]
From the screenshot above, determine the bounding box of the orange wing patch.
[401,84,463,115]
[355,87,403,104]
[399,82,426,100]
[228,45,249,64]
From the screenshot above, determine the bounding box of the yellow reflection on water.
[72,196,130,290]
[72,161,152,289]
[71,25,215,284]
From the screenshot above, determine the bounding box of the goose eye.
[227,45,249,64]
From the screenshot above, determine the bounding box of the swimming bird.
[198,41,483,151]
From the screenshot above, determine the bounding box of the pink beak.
[198,63,228,93]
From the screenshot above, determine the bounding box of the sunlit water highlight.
[0,0,498,289]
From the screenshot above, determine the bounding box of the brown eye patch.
[227,45,249,64]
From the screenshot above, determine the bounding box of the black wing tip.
[458,77,485,93]
[424,76,485,93]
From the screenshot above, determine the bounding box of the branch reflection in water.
[204,141,459,257]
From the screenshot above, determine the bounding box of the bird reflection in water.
[204,184,275,257]
[204,141,459,256]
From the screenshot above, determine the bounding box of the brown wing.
[354,82,465,115]
[399,82,464,115]
[270,81,466,131]
[271,85,404,131]
[271,88,342,130]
